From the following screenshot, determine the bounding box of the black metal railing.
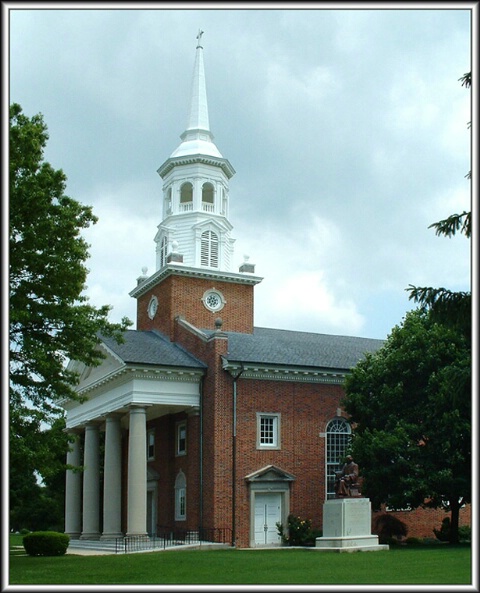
[155,527,232,546]
[115,527,232,554]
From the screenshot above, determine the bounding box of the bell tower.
[155,30,236,272]
[130,32,262,338]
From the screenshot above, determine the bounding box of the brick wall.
[146,412,201,533]
[372,505,471,540]
[172,317,234,536]
[232,379,345,547]
[136,273,255,337]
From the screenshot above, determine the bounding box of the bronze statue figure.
[334,455,362,497]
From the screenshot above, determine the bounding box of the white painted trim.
[130,263,263,298]
[222,360,348,384]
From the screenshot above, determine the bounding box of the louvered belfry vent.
[201,230,219,267]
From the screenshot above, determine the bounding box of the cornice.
[73,365,204,398]
[222,360,348,384]
[157,154,235,179]
[130,263,263,299]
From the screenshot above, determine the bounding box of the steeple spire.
[170,31,222,159]
[185,29,210,137]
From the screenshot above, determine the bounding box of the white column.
[64,431,82,538]
[80,422,100,539]
[193,177,201,211]
[101,414,123,539]
[127,406,148,537]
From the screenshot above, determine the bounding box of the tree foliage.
[10,418,69,532]
[342,309,470,543]
[10,103,131,422]
[406,72,471,335]
[9,103,132,523]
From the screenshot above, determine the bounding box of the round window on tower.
[202,289,226,312]
[147,295,158,320]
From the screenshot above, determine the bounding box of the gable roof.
[220,326,384,371]
[99,330,206,369]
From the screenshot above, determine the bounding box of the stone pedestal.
[315,498,388,552]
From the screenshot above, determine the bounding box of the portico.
[63,333,205,540]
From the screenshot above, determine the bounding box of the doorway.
[254,492,282,546]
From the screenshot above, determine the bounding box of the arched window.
[202,182,214,212]
[159,236,168,268]
[200,230,219,268]
[325,418,351,499]
[174,471,186,521]
[180,182,193,210]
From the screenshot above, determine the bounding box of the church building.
[62,34,461,548]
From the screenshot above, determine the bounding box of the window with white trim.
[325,418,351,499]
[147,429,155,461]
[257,413,281,449]
[174,471,186,521]
[176,421,187,456]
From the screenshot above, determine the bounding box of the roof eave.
[222,358,350,384]
[157,154,235,179]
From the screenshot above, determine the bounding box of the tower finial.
[196,29,204,49]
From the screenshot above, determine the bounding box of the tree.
[9,103,132,520]
[342,309,470,543]
[407,71,471,338]
[10,417,70,532]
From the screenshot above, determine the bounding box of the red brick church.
[63,33,468,548]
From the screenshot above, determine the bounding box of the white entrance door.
[254,493,282,546]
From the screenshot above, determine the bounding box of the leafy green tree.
[342,309,470,543]
[9,103,131,526]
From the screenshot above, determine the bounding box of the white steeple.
[155,32,236,273]
[170,30,222,159]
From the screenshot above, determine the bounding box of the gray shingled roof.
[220,327,384,371]
[100,327,384,373]
[100,330,206,369]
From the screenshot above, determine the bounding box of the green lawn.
[8,542,472,586]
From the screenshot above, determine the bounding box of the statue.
[334,455,362,497]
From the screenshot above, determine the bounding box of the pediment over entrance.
[244,464,296,483]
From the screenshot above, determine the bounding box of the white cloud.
[8,6,471,341]
[254,270,365,335]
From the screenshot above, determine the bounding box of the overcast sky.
[7,3,472,340]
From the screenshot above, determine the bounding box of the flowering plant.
[276,514,318,546]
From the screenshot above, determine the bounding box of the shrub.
[372,514,408,544]
[19,528,30,535]
[23,531,70,556]
[384,536,403,546]
[433,517,450,542]
[276,515,318,546]
[433,518,471,543]
[458,525,471,542]
[405,537,423,545]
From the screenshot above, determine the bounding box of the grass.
[8,539,472,586]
